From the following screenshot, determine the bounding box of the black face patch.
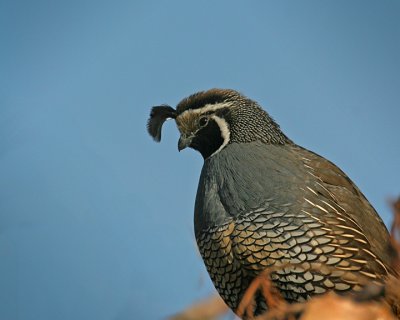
[190,118,225,159]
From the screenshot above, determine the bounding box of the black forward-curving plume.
[147,105,177,142]
[147,89,397,318]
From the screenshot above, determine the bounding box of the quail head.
[147,89,396,317]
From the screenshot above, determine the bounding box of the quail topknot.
[147,89,396,317]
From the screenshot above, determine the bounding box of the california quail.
[147,89,396,317]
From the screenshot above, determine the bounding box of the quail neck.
[174,89,291,159]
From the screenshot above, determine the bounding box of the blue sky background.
[1,1,399,319]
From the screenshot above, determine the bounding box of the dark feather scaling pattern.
[147,89,396,317]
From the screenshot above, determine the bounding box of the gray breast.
[194,141,306,237]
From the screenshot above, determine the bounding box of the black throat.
[191,119,225,159]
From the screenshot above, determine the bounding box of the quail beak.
[178,135,193,151]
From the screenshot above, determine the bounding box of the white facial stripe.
[179,102,233,118]
[210,115,230,157]
[176,102,232,157]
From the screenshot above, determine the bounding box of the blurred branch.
[169,294,229,320]
[390,197,400,272]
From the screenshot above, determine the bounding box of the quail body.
[147,89,395,317]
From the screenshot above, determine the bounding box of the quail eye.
[199,116,209,127]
